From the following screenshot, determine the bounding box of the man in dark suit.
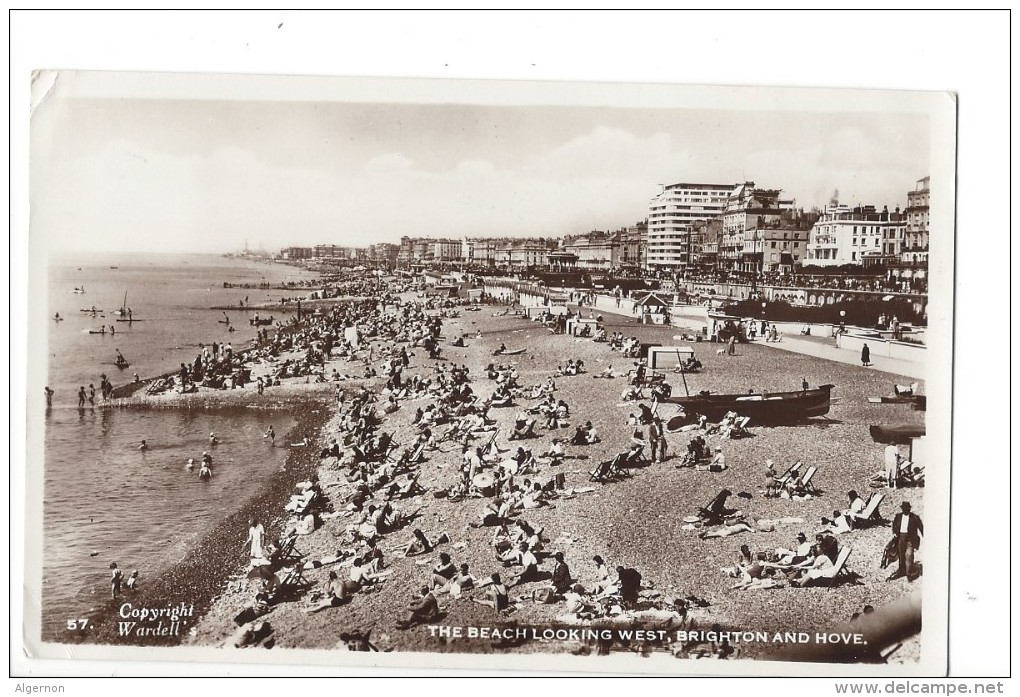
[888,501,924,581]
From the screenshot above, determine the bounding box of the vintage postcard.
[20,71,956,675]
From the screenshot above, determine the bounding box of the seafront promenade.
[566,292,926,381]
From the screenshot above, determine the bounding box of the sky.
[30,73,934,254]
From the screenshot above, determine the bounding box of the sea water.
[37,253,320,639]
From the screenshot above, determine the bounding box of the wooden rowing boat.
[660,384,834,425]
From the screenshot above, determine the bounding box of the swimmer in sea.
[199,463,212,480]
[126,570,139,591]
[209,432,220,446]
[45,386,54,407]
[185,458,195,471]
[139,440,149,451]
[264,425,275,446]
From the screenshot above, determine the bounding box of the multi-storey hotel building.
[646,182,735,270]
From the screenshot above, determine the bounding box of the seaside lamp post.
[761,302,767,320]
[839,309,846,334]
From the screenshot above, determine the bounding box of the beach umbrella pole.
[676,348,690,397]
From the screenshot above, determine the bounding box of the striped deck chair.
[590,452,627,482]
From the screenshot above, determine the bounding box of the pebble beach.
[77,286,925,665]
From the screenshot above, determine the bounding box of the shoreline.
[53,293,925,662]
[56,390,337,646]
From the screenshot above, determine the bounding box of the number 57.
[67,619,89,630]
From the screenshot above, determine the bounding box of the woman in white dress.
[245,519,265,560]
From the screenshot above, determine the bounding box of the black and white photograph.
[10,11,1010,683]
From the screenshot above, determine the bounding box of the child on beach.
[110,563,123,599]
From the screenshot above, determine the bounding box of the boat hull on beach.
[661,384,834,424]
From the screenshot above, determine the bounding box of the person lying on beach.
[470,501,507,529]
[698,520,755,539]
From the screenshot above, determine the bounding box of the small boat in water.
[660,384,835,425]
[113,291,133,317]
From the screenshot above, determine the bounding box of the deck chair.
[268,565,314,602]
[390,474,423,499]
[791,546,855,588]
[407,442,426,464]
[508,419,537,440]
[697,489,737,524]
[286,489,319,515]
[268,536,305,569]
[619,445,645,470]
[590,452,625,482]
[824,546,857,588]
[899,463,925,488]
[776,461,803,489]
[852,493,886,528]
[798,465,819,494]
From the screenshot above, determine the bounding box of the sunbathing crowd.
[221,274,921,655]
[227,285,709,651]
